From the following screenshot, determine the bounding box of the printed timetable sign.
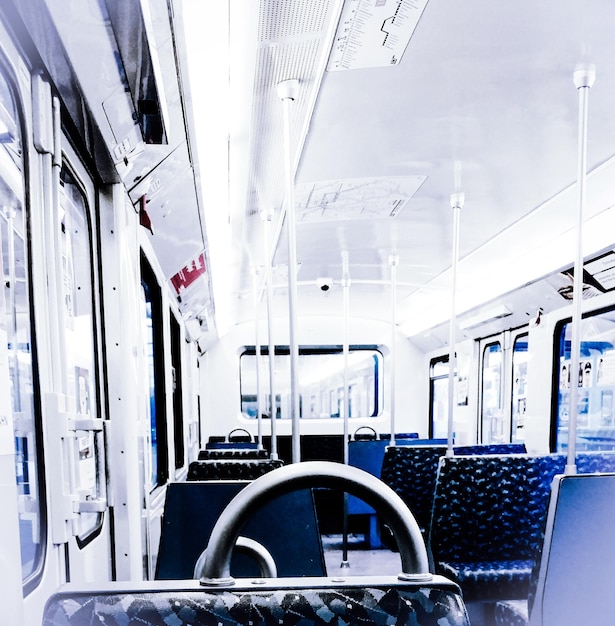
[328,0,429,71]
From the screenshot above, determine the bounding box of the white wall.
[200,315,427,443]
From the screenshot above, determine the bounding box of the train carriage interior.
[2,0,615,625]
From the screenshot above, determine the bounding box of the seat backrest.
[187,458,284,480]
[453,443,527,455]
[156,481,324,579]
[198,448,269,459]
[380,445,447,534]
[42,578,470,626]
[529,473,615,626]
[347,439,389,515]
[429,454,566,563]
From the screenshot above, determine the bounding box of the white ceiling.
[181,0,615,345]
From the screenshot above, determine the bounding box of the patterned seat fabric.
[187,458,284,480]
[198,448,269,460]
[493,451,615,624]
[42,585,470,626]
[453,443,527,455]
[381,445,447,537]
[437,560,533,602]
[428,454,567,602]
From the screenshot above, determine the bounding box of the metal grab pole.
[341,252,350,568]
[447,193,463,457]
[252,267,264,449]
[278,79,301,464]
[389,255,399,447]
[261,210,278,459]
[566,65,596,475]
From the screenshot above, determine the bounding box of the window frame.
[239,344,383,420]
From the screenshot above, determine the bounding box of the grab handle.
[195,461,431,585]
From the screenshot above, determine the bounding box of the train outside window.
[239,346,382,419]
[555,308,615,452]
[0,62,45,587]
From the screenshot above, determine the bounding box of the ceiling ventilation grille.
[259,0,330,42]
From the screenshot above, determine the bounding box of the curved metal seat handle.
[195,460,431,586]
[234,536,277,578]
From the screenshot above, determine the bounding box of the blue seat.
[43,581,470,626]
[381,445,448,538]
[156,481,324,579]
[453,443,527,455]
[347,438,390,547]
[198,448,269,460]
[428,454,566,602]
[495,452,615,625]
[187,458,284,480]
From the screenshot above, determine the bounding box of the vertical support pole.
[251,267,264,449]
[260,210,278,459]
[447,193,464,456]
[278,79,301,463]
[389,255,399,447]
[341,252,350,568]
[567,65,596,475]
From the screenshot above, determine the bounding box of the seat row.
[377,445,615,612]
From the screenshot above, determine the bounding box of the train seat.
[380,443,529,543]
[346,437,389,547]
[428,454,567,603]
[206,428,259,449]
[187,458,284,480]
[495,472,615,626]
[380,445,448,538]
[44,462,471,626]
[494,452,615,625]
[156,481,325,579]
[198,448,269,460]
[453,443,527,455]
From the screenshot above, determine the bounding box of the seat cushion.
[437,559,532,602]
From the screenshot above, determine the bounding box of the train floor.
[322,534,496,626]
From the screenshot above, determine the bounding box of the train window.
[140,255,168,488]
[59,166,103,542]
[480,341,503,443]
[239,346,383,419]
[170,312,185,470]
[511,333,528,442]
[429,356,449,438]
[0,66,45,586]
[554,309,615,452]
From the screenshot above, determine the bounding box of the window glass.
[429,356,449,439]
[511,334,528,442]
[170,313,184,470]
[555,309,615,452]
[0,66,44,584]
[240,347,383,419]
[59,167,102,541]
[141,257,167,488]
[481,342,502,443]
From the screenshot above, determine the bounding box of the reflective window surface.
[59,167,103,541]
[556,309,615,452]
[481,342,503,443]
[141,256,168,490]
[240,347,383,419]
[511,334,528,443]
[430,357,449,439]
[0,66,44,583]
